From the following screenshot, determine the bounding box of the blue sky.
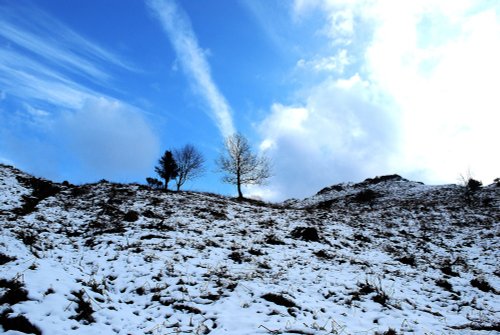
[1,0,499,201]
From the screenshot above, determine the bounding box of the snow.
[0,166,499,334]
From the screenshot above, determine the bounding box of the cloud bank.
[255,76,398,201]
[58,98,160,181]
[147,0,235,137]
[250,0,500,201]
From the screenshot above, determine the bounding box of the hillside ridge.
[0,164,499,334]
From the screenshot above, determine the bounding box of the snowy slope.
[0,165,499,334]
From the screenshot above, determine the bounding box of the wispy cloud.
[0,3,159,181]
[0,3,139,108]
[147,0,235,137]
[0,49,96,108]
[0,4,135,83]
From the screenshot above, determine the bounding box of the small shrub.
[440,263,459,277]
[460,173,483,205]
[353,233,371,243]
[466,178,482,192]
[363,174,404,185]
[0,279,29,305]
[372,290,390,306]
[248,248,264,256]
[470,277,495,293]
[290,227,321,242]
[314,250,334,259]
[0,309,41,335]
[30,178,60,199]
[353,189,379,203]
[123,210,139,222]
[358,282,376,295]
[0,253,16,265]
[397,255,416,266]
[228,251,246,264]
[13,196,39,215]
[44,288,55,296]
[70,290,95,324]
[261,293,297,308]
[70,186,88,197]
[316,184,343,195]
[315,199,338,210]
[136,287,146,295]
[264,235,285,245]
[209,209,227,220]
[142,209,158,218]
[146,177,163,189]
[172,304,202,314]
[16,231,37,248]
[436,278,453,292]
[375,329,398,335]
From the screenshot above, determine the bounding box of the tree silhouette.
[216,133,271,199]
[173,144,205,191]
[155,150,178,190]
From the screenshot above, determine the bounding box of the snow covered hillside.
[0,165,499,334]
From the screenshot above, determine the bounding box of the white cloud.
[57,97,160,181]
[253,0,500,200]
[148,0,235,137]
[0,156,14,166]
[0,97,160,183]
[361,0,500,184]
[297,49,350,73]
[254,75,399,201]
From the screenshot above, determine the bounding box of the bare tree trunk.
[237,172,243,198]
[237,182,243,199]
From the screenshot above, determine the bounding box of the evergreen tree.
[155,150,178,190]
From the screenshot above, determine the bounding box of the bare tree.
[217,133,271,199]
[155,150,178,190]
[173,144,205,191]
